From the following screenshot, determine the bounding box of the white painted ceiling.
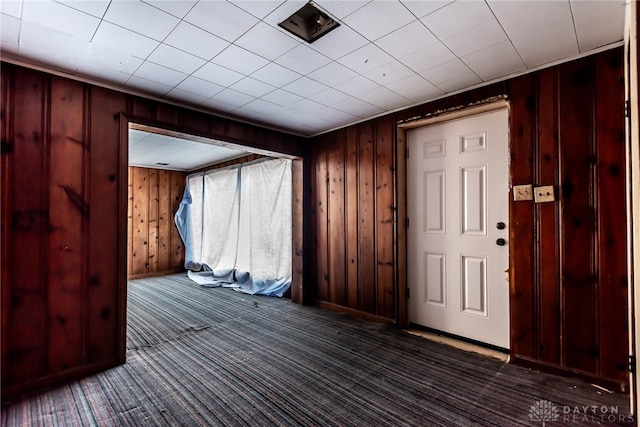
[0,0,627,139]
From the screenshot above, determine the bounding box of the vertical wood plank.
[345,126,359,309]
[48,77,86,372]
[314,139,330,302]
[169,172,185,269]
[148,168,159,274]
[375,116,395,319]
[358,123,376,313]
[157,170,171,272]
[131,167,150,275]
[127,167,133,276]
[595,51,628,382]
[509,74,537,359]
[328,131,346,306]
[5,69,48,383]
[87,87,126,363]
[291,158,304,304]
[537,68,561,365]
[559,58,598,374]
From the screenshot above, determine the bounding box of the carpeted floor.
[2,273,634,426]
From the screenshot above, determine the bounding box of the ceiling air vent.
[278,2,340,43]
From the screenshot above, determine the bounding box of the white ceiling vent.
[278,2,340,44]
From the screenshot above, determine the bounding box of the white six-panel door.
[407,109,510,349]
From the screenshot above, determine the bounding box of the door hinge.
[625,100,630,118]
[629,355,636,373]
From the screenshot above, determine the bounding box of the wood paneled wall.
[127,167,186,279]
[1,63,305,398]
[309,48,629,389]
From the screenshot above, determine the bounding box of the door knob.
[496,238,506,246]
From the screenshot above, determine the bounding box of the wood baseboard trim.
[127,269,185,280]
[314,300,396,326]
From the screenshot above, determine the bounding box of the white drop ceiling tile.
[342,1,416,41]
[184,1,258,43]
[22,0,100,40]
[316,106,359,125]
[93,21,159,59]
[103,0,179,42]
[282,76,328,97]
[55,0,110,18]
[165,87,208,106]
[260,89,303,107]
[1,13,21,45]
[308,61,358,87]
[442,21,507,58]
[376,20,438,59]
[419,58,481,92]
[308,87,351,106]
[235,21,299,61]
[251,62,301,87]
[461,39,526,82]
[241,98,284,116]
[147,44,206,74]
[275,44,331,75]
[363,61,415,85]
[18,22,87,71]
[193,61,244,87]
[421,1,494,40]
[175,76,224,98]
[332,96,382,118]
[143,0,197,18]
[134,61,187,87]
[129,129,147,143]
[212,45,269,76]
[164,22,229,61]
[260,0,306,26]
[309,25,369,60]
[229,0,285,20]
[385,73,443,102]
[507,24,579,68]
[230,77,276,98]
[400,0,453,18]
[339,43,394,74]
[127,75,174,96]
[291,98,325,113]
[400,42,456,72]
[358,86,411,110]
[314,0,369,20]
[571,0,625,52]
[0,1,22,18]
[201,96,238,113]
[76,44,142,84]
[210,88,255,108]
[334,75,378,96]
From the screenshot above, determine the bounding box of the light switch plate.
[534,185,555,203]
[513,184,533,201]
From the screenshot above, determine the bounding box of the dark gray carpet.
[2,273,633,426]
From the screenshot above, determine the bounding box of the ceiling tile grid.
[0,0,627,136]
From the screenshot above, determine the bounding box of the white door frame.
[396,99,511,342]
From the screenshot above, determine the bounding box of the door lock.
[496,238,506,246]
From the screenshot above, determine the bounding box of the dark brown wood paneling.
[157,170,172,272]
[328,131,346,306]
[3,67,49,385]
[508,74,537,359]
[131,167,150,276]
[313,138,330,302]
[345,126,359,310]
[594,52,628,382]
[358,122,377,314]
[559,58,598,375]
[536,68,561,365]
[375,116,395,319]
[48,77,86,372]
